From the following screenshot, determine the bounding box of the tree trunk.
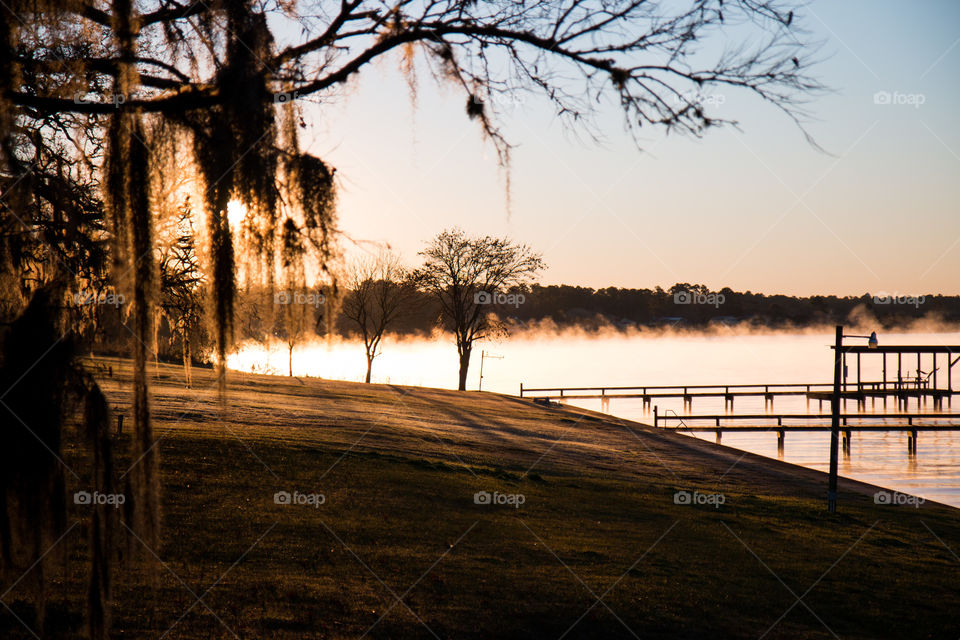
[365,354,373,383]
[458,348,471,391]
[182,339,192,388]
[288,344,293,377]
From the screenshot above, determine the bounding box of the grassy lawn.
[1,357,957,638]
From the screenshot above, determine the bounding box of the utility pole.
[478,350,503,392]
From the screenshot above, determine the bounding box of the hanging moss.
[288,152,337,259]
[2,2,344,637]
[0,284,72,631]
[84,383,116,640]
[103,0,160,555]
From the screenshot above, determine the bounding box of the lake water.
[228,328,960,507]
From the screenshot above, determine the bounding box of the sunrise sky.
[299,0,960,297]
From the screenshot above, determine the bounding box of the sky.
[298,0,960,297]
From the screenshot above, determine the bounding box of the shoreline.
[95,354,957,514]
[540,398,958,511]
[52,355,959,638]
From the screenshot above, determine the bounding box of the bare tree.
[341,250,413,383]
[2,0,823,397]
[273,285,319,377]
[157,198,206,387]
[417,229,543,390]
[275,219,326,377]
[0,2,821,635]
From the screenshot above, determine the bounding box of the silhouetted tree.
[341,250,413,383]
[417,229,543,390]
[157,198,206,387]
[0,1,822,635]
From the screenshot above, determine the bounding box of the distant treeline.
[82,282,960,366]
[502,283,960,329]
[374,282,960,334]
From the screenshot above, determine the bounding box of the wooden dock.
[652,409,960,454]
[521,344,960,411]
[520,380,956,411]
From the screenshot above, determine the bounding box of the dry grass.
[1,356,957,639]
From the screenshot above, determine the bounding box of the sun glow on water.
[226,336,459,387]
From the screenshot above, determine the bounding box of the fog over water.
[228,327,960,507]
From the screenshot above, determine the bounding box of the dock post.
[933,353,937,390]
[777,430,784,455]
[857,353,861,393]
[653,406,658,428]
[842,430,850,456]
[520,382,523,397]
[907,429,917,455]
[828,325,842,513]
[883,354,887,392]
[715,429,722,443]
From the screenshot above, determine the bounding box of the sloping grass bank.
[0,357,956,638]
